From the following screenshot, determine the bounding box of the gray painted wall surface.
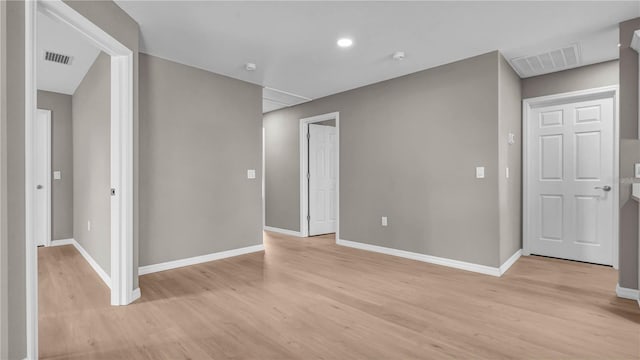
[619,17,640,290]
[498,55,522,264]
[72,53,111,274]
[38,90,73,240]
[139,54,263,266]
[521,60,619,99]
[0,0,7,356]
[265,51,505,267]
[6,1,26,358]
[64,0,141,289]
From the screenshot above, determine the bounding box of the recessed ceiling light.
[337,38,353,48]
[392,51,406,61]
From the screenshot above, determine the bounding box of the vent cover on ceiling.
[44,51,73,65]
[509,44,581,78]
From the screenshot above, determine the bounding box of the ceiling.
[114,1,639,113]
[37,10,101,95]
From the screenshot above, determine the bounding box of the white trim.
[337,239,506,277]
[522,86,620,269]
[25,2,37,358]
[299,112,340,238]
[131,287,141,302]
[616,283,639,301]
[263,226,302,237]
[498,249,522,275]
[49,238,74,247]
[139,244,265,275]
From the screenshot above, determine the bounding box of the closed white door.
[528,96,614,265]
[308,124,337,236]
[34,109,52,247]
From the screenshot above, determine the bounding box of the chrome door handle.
[594,185,611,191]
[36,185,43,190]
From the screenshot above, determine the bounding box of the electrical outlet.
[247,169,256,179]
[87,221,91,232]
[476,166,485,179]
[53,171,61,180]
[505,167,510,179]
[381,216,388,227]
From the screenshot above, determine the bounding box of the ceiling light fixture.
[245,63,257,71]
[337,38,353,48]
[617,43,621,48]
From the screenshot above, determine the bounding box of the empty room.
[2,1,640,359]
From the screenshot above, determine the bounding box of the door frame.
[35,109,51,247]
[299,112,339,238]
[522,85,620,269]
[25,0,136,358]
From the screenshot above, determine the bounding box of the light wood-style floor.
[39,232,640,359]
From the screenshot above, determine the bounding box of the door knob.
[594,185,611,191]
[36,185,43,190]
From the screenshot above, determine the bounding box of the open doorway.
[299,112,339,237]
[26,1,136,357]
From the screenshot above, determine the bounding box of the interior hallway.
[39,232,640,359]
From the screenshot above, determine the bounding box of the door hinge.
[307,131,310,140]
[307,214,310,222]
[110,188,116,196]
[307,172,310,179]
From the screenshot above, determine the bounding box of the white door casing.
[308,124,337,236]
[525,89,617,266]
[34,109,51,247]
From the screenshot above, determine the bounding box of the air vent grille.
[44,51,72,65]
[510,44,581,78]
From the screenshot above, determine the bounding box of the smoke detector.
[245,63,257,71]
[44,50,73,65]
[392,51,405,61]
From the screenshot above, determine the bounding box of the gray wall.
[3,2,139,357]
[498,54,523,264]
[265,51,509,267]
[619,17,640,290]
[72,53,111,274]
[0,0,8,357]
[139,53,263,266]
[38,90,73,240]
[521,60,619,99]
[6,1,26,357]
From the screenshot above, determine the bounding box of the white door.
[308,124,337,236]
[527,96,614,265]
[34,109,52,247]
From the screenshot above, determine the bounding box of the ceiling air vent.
[44,51,73,65]
[510,44,581,78]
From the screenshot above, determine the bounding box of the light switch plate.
[505,167,510,179]
[247,169,256,179]
[381,217,388,227]
[476,166,485,179]
[508,133,515,145]
[53,171,61,180]
[635,163,640,178]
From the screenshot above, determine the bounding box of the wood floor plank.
[39,232,640,359]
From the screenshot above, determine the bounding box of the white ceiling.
[37,10,101,95]
[115,1,639,112]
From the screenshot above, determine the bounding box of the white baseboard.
[337,239,506,277]
[139,244,265,275]
[264,226,302,237]
[131,288,141,302]
[50,238,111,288]
[499,249,522,275]
[49,238,75,247]
[616,283,639,300]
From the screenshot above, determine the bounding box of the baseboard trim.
[131,288,141,302]
[499,249,522,275]
[52,238,111,288]
[616,283,639,300]
[337,239,503,277]
[264,226,302,237]
[49,238,75,247]
[139,244,265,275]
